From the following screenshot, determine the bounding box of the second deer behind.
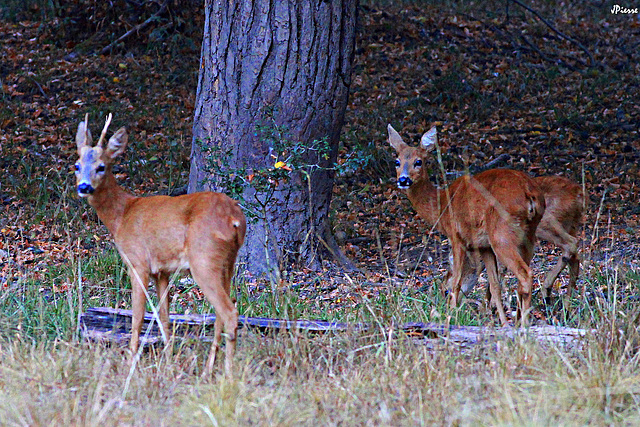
[388,124,545,326]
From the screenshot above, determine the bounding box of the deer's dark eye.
[414,159,422,167]
[395,159,400,168]
[74,163,80,172]
[96,164,106,173]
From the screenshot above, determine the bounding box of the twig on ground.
[28,77,48,99]
[479,153,511,172]
[447,153,512,179]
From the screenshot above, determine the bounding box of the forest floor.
[1,1,639,325]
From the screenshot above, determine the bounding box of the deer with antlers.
[388,124,545,326]
[74,113,246,377]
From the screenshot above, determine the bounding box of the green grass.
[3,239,638,335]
[0,267,638,425]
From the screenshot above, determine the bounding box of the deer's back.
[535,175,584,235]
[114,191,246,273]
[441,169,544,247]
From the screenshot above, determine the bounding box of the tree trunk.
[189,0,357,279]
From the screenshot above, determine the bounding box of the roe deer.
[534,176,584,301]
[74,114,246,377]
[451,176,584,305]
[388,124,545,325]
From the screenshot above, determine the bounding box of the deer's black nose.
[397,176,412,188]
[78,183,95,194]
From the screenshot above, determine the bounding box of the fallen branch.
[477,153,511,172]
[446,153,511,179]
[100,0,169,55]
[509,0,595,66]
[459,12,586,71]
[80,307,591,350]
[519,34,583,70]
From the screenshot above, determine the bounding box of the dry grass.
[0,302,639,426]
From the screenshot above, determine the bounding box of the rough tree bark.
[189,0,357,277]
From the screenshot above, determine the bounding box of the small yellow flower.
[274,161,286,169]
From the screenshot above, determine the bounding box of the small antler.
[82,112,90,141]
[97,113,113,147]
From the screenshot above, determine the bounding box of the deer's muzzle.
[398,176,413,189]
[78,183,95,195]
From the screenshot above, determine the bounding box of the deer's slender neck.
[87,172,135,237]
[405,176,446,230]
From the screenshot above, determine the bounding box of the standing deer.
[74,114,246,377]
[449,175,584,305]
[534,176,584,302]
[388,124,545,326]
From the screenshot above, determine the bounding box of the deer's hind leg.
[489,222,536,326]
[189,242,238,378]
[480,249,509,326]
[539,226,578,304]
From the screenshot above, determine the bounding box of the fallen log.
[80,306,359,345]
[80,307,590,350]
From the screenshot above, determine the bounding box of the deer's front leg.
[447,243,467,309]
[129,266,149,356]
[155,271,172,345]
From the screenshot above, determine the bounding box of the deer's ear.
[387,124,407,152]
[76,119,93,154]
[420,126,438,151]
[104,127,128,160]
